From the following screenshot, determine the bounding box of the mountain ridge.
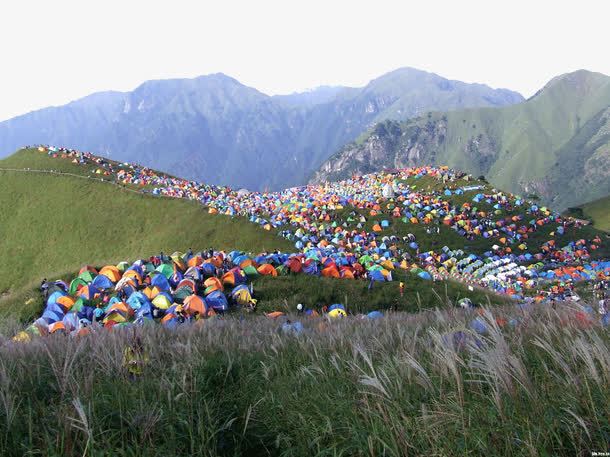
[311,70,610,211]
[0,68,524,190]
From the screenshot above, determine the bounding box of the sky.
[0,0,608,121]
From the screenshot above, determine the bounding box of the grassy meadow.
[0,149,507,321]
[0,302,608,456]
[0,149,291,320]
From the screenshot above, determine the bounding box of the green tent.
[70,277,89,295]
[78,271,96,283]
[173,286,193,303]
[156,263,174,279]
[71,298,86,313]
[243,265,259,278]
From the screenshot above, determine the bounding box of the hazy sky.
[1,0,608,121]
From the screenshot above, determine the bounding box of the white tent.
[382,183,395,198]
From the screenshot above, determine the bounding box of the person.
[399,281,405,297]
[40,278,49,301]
[598,298,607,316]
[123,333,150,381]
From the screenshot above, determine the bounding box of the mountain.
[312,70,610,211]
[0,68,523,191]
[272,86,347,107]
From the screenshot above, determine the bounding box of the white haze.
[0,0,608,121]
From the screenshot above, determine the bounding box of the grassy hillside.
[0,149,291,318]
[313,70,610,210]
[564,195,610,232]
[0,149,503,321]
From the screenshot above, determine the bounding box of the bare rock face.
[312,117,450,184]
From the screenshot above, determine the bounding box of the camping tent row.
[26,247,404,336]
[34,146,605,298]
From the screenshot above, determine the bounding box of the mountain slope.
[0,148,507,321]
[312,70,610,210]
[0,148,291,319]
[0,68,523,191]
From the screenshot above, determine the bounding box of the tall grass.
[0,301,608,456]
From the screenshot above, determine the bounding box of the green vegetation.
[0,149,505,322]
[0,303,608,456]
[254,270,507,315]
[0,149,291,319]
[564,195,610,232]
[314,70,610,211]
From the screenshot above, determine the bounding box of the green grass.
[564,195,610,232]
[0,302,608,456]
[254,269,508,314]
[0,149,292,319]
[0,149,506,322]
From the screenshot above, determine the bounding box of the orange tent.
[79,265,98,275]
[222,271,236,286]
[122,269,142,283]
[321,266,340,278]
[99,266,121,282]
[184,295,215,316]
[203,277,224,292]
[143,286,162,300]
[188,256,204,267]
[257,264,278,276]
[266,311,285,319]
[56,295,75,310]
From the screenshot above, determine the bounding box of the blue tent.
[151,273,171,291]
[201,263,216,277]
[369,270,386,282]
[417,271,432,280]
[46,290,67,308]
[127,292,151,311]
[206,290,229,312]
[91,274,114,290]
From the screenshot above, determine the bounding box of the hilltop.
[0,148,291,319]
[1,146,608,457]
[312,70,610,210]
[3,146,608,325]
[0,68,522,191]
[0,147,507,321]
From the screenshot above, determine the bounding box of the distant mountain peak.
[531,69,610,100]
[0,66,528,191]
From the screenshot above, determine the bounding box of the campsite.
[0,145,608,455]
[1,2,610,454]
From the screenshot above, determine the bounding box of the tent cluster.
[32,146,608,302]
[24,246,405,338]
